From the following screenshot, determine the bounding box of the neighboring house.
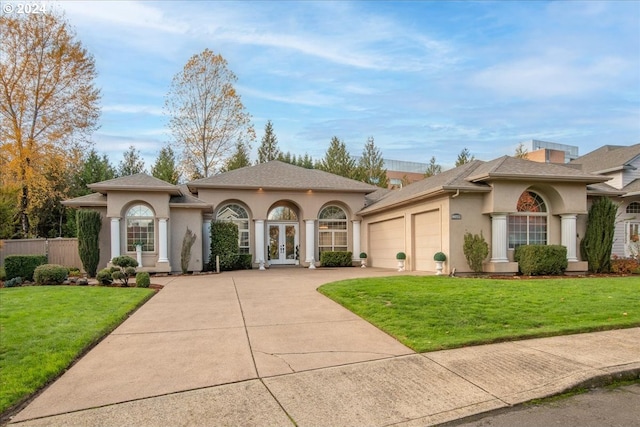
[64,156,610,275]
[569,144,640,258]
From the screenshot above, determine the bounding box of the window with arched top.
[626,202,640,214]
[508,191,548,249]
[268,206,298,221]
[318,206,348,255]
[126,204,155,252]
[217,204,250,254]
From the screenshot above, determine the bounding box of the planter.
[360,258,367,268]
[435,260,444,275]
[397,260,405,272]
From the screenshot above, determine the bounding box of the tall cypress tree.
[257,120,280,163]
[77,209,101,277]
[581,197,617,273]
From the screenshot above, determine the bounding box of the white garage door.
[369,217,404,269]
[414,210,441,271]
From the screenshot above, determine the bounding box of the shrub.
[320,251,353,267]
[515,245,568,276]
[611,257,640,274]
[136,272,150,288]
[68,267,82,277]
[5,255,48,281]
[34,264,69,285]
[434,252,446,262]
[463,231,489,273]
[181,227,197,274]
[4,277,23,288]
[96,268,113,285]
[110,256,138,286]
[209,221,240,271]
[581,197,617,273]
[359,252,367,259]
[77,209,102,277]
[396,252,406,260]
[232,254,253,270]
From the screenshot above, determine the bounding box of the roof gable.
[570,144,640,173]
[88,173,182,195]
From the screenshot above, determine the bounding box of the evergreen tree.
[117,145,146,176]
[424,156,442,177]
[257,120,280,163]
[581,197,617,273]
[358,137,388,188]
[151,144,180,184]
[277,151,293,164]
[222,141,251,171]
[455,147,475,167]
[298,153,314,169]
[514,142,528,159]
[77,209,101,277]
[74,149,115,195]
[319,136,356,179]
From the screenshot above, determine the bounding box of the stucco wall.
[449,193,491,272]
[169,207,204,272]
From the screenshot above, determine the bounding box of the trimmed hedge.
[514,245,568,276]
[136,272,151,288]
[96,268,113,285]
[34,264,69,285]
[209,221,239,271]
[5,255,48,281]
[320,251,353,267]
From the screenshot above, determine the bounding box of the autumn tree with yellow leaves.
[164,49,255,178]
[0,12,100,237]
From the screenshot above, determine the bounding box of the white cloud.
[102,104,164,116]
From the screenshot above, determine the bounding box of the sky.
[20,0,640,170]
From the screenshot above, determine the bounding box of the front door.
[268,223,298,265]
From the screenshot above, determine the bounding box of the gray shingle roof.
[623,179,640,196]
[61,192,108,207]
[570,144,640,173]
[187,160,378,193]
[88,173,181,195]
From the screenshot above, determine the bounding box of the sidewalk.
[7,269,640,427]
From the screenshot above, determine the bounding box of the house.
[63,154,612,275]
[569,144,640,258]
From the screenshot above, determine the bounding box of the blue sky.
[46,0,640,170]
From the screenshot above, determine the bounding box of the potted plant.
[433,252,446,275]
[396,252,406,272]
[359,252,367,268]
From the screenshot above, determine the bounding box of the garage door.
[413,210,441,271]
[369,217,404,269]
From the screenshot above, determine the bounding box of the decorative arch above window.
[626,202,640,214]
[318,205,348,255]
[516,191,547,212]
[268,206,298,221]
[126,204,155,252]
[508,191,548,249]
[217,203,250,254]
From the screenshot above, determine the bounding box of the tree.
[581,197,617,273]
[0,12,101,236]
[73,148,116,196]
[117,146,146,176]
[0,186,19,239]
[514,142,528,159]
[455,148,475,167]
[319,137,357,179]
[151,145,180,184]
[222,141,251,172]
[257,120,280,163]
[165,48,255,177]
[77,209,101,277]
[357,137,388,188]
[424,156,442,177]
[297,153,314,169]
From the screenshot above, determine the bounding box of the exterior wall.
[449,193,491,273]
[527,149,566,164]
[96,206,111,270]
[169,208,205,272]
[484,181,588,215]
[387,170,424,188]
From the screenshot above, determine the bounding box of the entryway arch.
[267,201,300,265]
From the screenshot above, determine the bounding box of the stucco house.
[64,152,617,275]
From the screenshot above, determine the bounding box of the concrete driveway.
[9,268,640,427]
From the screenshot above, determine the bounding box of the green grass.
[319,276,640,353]
[0,286,155,414]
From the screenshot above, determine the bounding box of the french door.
[268,223,298,264]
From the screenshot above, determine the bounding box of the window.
[267,206,298,221]
[126,204,154,252]
[626,202,640,214]
[217,204,250,254]
[508,191,547,249]
[318,206,348,255]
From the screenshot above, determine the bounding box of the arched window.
[126,204,154,252]
[626,202,640,214]
[268,206,298,221]
[508,191,547,249]
[318,206,348,255]
[217,204,250,254]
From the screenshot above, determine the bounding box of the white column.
[352,220,361,259]
[158,218,169,263]
[490,213,509,262]
[255,220,265,264]
[110,217,120,261]
[202,217,212,265]
[305,219,316,263]
[561,214,578,262]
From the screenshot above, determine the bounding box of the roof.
[570,144,640,174]
[622,179,640,197]
[187,160,378,193]
[170,186,213,210]
[88,173,182,195]
[61,192,108,207]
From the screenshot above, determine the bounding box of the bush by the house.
[611,257,640,274]
[109,256,138,286]
[5,255,48,281]
[581,197,616,273]
[231,254,253,270]
[209,221,248,271]
[77,209,102,277]
[515,245,568,276]
[320,251,353,267]
[96,268,113,285]
[463,231,489,273]
[34,264,69,285]
[135,272,151,288]
[4,276,23,288]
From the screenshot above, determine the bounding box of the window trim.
[508,191,548,250]
[125,204,155,252]
[318,205,348,254]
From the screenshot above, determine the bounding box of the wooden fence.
[0,238,82,269]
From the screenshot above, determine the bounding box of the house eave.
[467,173,609,184]
[89,185,182,196]
[188,183,374,194]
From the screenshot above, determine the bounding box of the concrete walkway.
[8,268,640,427]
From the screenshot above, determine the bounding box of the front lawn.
[0,286,154,415]
[318,276,640,353]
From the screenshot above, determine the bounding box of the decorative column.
[490,213,509,262]
[255,220,265,268]
[202,217,212,266]
[352,220,361,260]
[110,217,121,261]
[158,218,169,263]
[561,214,578,262]
[305,219,316,263]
